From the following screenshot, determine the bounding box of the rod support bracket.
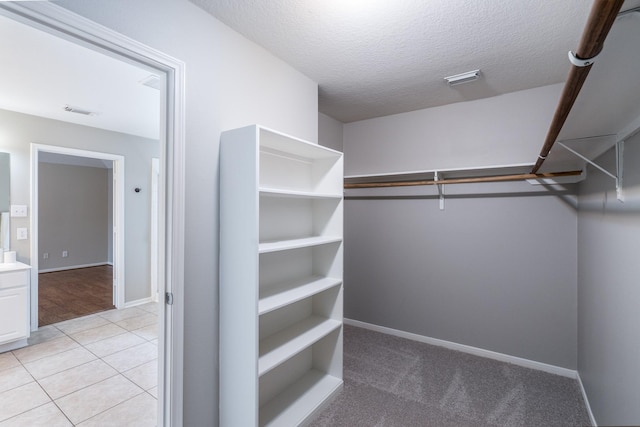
[568,50,598,67]
[434,171,445,211]
[557,140,624,202]
[615,140,624,202]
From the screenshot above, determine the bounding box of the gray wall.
[577,133,640,425]
[38,163,109,271]
[0,108,158,302]
[55,1,319,425]
[0,152,8,252]
[341,83,580,369]
[318,112,344,152]
[0,152,8,212]
[345,182,579,369]
[343,84,563,176]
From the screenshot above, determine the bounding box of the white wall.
[0,108,158,302]
[318,112,343,152]
[343,85,579,369]
[343,84,563,175]
[577,133,640,425]
[55,1,319,425]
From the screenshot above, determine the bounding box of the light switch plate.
[10,205,28,217]
[17,228,28,240]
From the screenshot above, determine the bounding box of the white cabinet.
[220,125,343,427]
[0,262,31,351]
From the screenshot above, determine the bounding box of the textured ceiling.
[190,0,599,123]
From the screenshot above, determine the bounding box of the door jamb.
[0,3,186,426]
[151,158,160,302]
[30,145,126,322]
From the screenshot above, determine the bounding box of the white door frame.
[151,158,160,302]
[0,3,186,426]
[30,145,126,316]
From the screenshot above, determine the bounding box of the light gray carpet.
[310,325,591,427]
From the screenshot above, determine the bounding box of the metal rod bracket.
[616,140,624,201]
[568,50,598,67]
[557,140,624,201]
[434,171,445,211]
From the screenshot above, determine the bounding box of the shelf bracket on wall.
[434,171,445,210]
[557,140,624,201]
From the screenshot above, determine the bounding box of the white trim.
[39,262,110,274]
[151,158,159,303]
[125,296,156,308]
[577,373,597,426]
[0,338,29,354]
[344,318,578,379]
[0,3,186,426]
[30,144,126,322]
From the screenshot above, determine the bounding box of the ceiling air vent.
[444,69,481,86]
[140,74,161,90]
[63,105,98,116]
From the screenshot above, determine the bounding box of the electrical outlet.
[43,252,49,259]
[62,250,68,258]
[10,205,28,217]
[16,228,28,240]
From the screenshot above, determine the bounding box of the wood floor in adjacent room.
[38,265,114,326]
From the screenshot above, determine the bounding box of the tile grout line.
[1,305,160,425]
[70,377,147,425]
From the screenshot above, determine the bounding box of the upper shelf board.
[344,162,535,185]
[259,188,342,199]
[258,126,342,161]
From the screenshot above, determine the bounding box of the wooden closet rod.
[531,0,624,173]
[344,170,582,189]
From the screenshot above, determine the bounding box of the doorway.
[0,2,185,425]
[31,144,125,331]
[33,148,126,326]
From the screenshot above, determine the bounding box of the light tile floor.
[0,302,159,426]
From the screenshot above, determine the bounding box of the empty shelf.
[260,127,342,160]
[259,316,341,376]
[259,370,343,427]
[259,236,342,254]
[259,276,342,316]
[259,187,342,199]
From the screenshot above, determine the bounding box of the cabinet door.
[0,286,28,344]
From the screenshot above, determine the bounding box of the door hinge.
[165,292,174,305]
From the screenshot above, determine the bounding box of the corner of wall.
[318,112,344,152]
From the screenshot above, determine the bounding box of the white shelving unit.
[220,125,343,427]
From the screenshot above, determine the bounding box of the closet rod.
[531,0,624,173]
[344,170,582,189]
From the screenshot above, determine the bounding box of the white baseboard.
[39,262,110,273]
[577,373,597,426]
[344,318,578,379]
[124,296,155,308]
[0,338,28,353]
